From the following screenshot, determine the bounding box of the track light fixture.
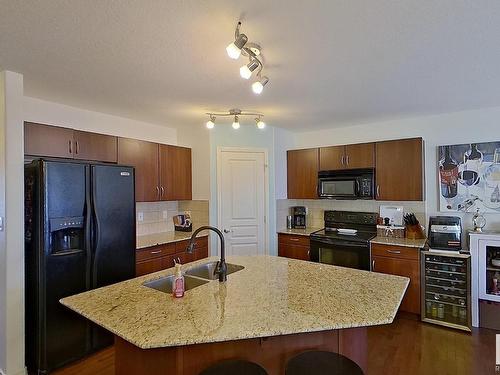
[226,21,270,93]
[204,109,266,130]
[256,117,266,129]
[252,76,269,95]
[240,59,259,80]
[232,115,240,129]
[206,115,216,129]
[226,34,248,60]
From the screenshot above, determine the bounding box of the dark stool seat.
[199,359,268,375]
[286,351,364,375]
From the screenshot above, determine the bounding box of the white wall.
[24,96,177,145]
[289,106,500,234]
[0,71,26,375]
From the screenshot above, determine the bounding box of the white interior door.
[218,149,266,256]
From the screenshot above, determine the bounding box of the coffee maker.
[291,206,307,229]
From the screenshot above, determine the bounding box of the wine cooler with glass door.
[421,251,472,331]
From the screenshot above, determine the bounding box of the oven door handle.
[311,238,368,248]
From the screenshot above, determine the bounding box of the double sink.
[143,261,244,293]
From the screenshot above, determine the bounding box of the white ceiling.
[1,0,500,130]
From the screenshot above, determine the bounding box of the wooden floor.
[53,315,498,375]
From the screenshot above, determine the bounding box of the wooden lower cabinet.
[135,237,209,277]
[371,243,421,314]
[278,233,310,261]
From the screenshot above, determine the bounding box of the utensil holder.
[406,224,425,239]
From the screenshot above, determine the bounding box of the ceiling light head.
[240,59,259,80]
[232,115,240,129]
[256,117,266,129]
[252,76,269,95]
[226,34,248,60]
[206,115,215,129]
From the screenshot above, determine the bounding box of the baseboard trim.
[0,367,28,375]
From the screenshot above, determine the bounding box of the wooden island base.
[114,327,367,375]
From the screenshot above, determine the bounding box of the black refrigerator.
[25,159,136,374]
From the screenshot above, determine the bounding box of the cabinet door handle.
[346,155,349,165]
[69,140,72,154]
[160,186,165,198]
[75,140,79,154]
[376,185,380,198]
[150,250,162,255]
[341,155,345,166]
[372,259,375,270]
[387,250,401,254]
[156,186,160,199]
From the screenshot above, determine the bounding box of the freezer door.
[25,160,91,373]
[90,164,135,350]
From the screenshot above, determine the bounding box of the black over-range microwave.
[318,169,374,199]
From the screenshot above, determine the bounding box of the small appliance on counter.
[173,212,192,232]
[427,216,463,253]
[291,206,307,229]
[421,215,472,331]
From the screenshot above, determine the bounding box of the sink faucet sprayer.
[187,226,227,282]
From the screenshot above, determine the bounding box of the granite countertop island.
[61,256,408,350]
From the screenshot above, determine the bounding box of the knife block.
[405,224,426,239]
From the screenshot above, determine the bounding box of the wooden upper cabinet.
[319,143,375,170]
[319,146,345,170]
[24,122,74,158]
[375,138,424,201]
[73,131,117,163]
[345,143,375,169]
[118,138,159,202]
[159,145,192,201]
[287,148,319,199]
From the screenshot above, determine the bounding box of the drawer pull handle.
[150,250,162,254]
[387,250,401,254]
[290,238,300,242]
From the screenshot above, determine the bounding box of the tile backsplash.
[277,199,426,230]
[136,200,209,236]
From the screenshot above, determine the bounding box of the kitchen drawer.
[278,243,310,261]
[136,258,164,276]
[278,233,310,247]
[175,236,208,253]
[136,243,175,262]
[371,243,419,261]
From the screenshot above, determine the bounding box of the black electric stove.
[310,211,378,270]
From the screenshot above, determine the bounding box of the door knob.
[223,229,231,233]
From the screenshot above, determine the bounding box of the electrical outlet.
[137,212,144,222]
[162,210,169,219]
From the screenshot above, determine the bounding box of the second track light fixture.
[205,109,266,130]
[226,21,270,94]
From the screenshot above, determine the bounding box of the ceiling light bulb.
[256,118,266,129]
[232,116,240,129]
[252,77,269,94]
[226,34,248,60]
[206,115,215,129]
[240,60,259,80]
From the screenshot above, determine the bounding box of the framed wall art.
[438,141,500,213]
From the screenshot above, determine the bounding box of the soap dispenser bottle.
[172,263,185,298]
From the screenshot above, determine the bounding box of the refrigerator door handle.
[85,165,92,290]
[91,178,101,289]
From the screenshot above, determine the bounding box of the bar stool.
[199,359,268,375]
[286,351,364,375]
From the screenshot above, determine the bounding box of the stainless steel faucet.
[187,226,227,282]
